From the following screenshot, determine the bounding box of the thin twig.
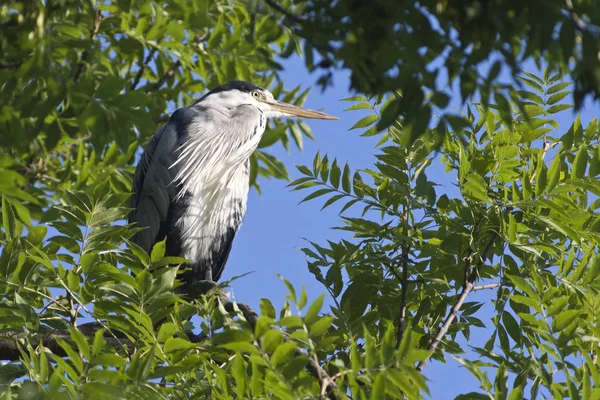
[147,60,181,94]
[0,323,207,362]
[153,114,170,124]
[472,282,502,291]
[396,202,410,348]
[416,231,498,372]
[397,250,409,346]
[263,0,303,23]
[224,301,339,399]
[73,11,104,82]
[131,47,159,90]
[0,61,21,69]
[564,0,587,32]
[146,32,208,94]
[19,135,91,188]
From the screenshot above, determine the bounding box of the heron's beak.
[266,100,339,120]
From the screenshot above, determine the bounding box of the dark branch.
[0,61,22,69]
[0,323,207,361]
[73,11,104,82]
[263,0,303,23]
[472,282,502,291]
[223,301,340,399]
[147,60,181,94]
[416,231,498,372]
[1,297,339,399]
[396,250,409,347]
[146,33,208,94]
[153,114,170,124]
[564,0,587,32]
[131,46,159,90]
[396,202,410,348]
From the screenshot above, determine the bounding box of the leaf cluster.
[290,68,600,398]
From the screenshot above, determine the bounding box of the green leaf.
[262,330,283,353]
[571,146,588,179]
[92,329,106,357]
[271,342,296,368]
[547,154,562,191]
[330,160,341,189]
[90,354,127,368]
[309,316,334,336]
[342,163,352,193]
[150,238,166,264]
[341,96,369,102]
[260,298,276,319]
[502,312,521,345]
[2,197,17,240]
[547,91,570,105]
[56,339,83,374]
[350,115,378,130]
[321,194,345,211]
[257,151,289,180]
[304,294,324,325]
[506,274,539,301]
[319,154,330,182]
[371,373,386,399]
[69,327,90,360]
[547,104,572,114]
[552,309,580,331]
[127,240,150,267]
[345,102,372,111]
[164,338,196,353]
[546,82,571,94]
[559,19,575,64]
[462,174,490,203]
[295,164,313,177]
[0,363,27,384]
[377,98,400,131]
[158,322,177,342]
[519,77,543,93]
[517,90,543,104]
[298,188,333,204]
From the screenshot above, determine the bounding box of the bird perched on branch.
[129,81,337,296]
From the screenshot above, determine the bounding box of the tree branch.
[131,46,159,90]
[146,32,208,94]
[223,301,339,399]
[0,323,207,362]
[73,11,104,82]
[396,202,410,348]
[0,61,22,69]
[1,298,339,399]
[147,60,181,95]
[472,282,502,291]
[416,231,498,372]
[263,0,303,23]
[564,0,587,32]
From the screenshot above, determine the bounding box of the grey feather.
[129,91,267,285]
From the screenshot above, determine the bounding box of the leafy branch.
[416,230,498,372]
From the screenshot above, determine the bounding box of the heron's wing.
[129,107,201,253]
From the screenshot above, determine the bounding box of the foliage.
[290,68,600,398]
[285,0,600,143]
[1,0,600,399]
[0,0,313,205]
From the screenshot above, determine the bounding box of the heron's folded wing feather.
[129,122,180,251]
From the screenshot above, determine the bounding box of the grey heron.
[129,81,337,295]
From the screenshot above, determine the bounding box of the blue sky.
[221,56,599,398]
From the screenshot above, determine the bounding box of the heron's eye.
[252,91,260,99]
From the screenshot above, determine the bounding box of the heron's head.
[200,81,338,120]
